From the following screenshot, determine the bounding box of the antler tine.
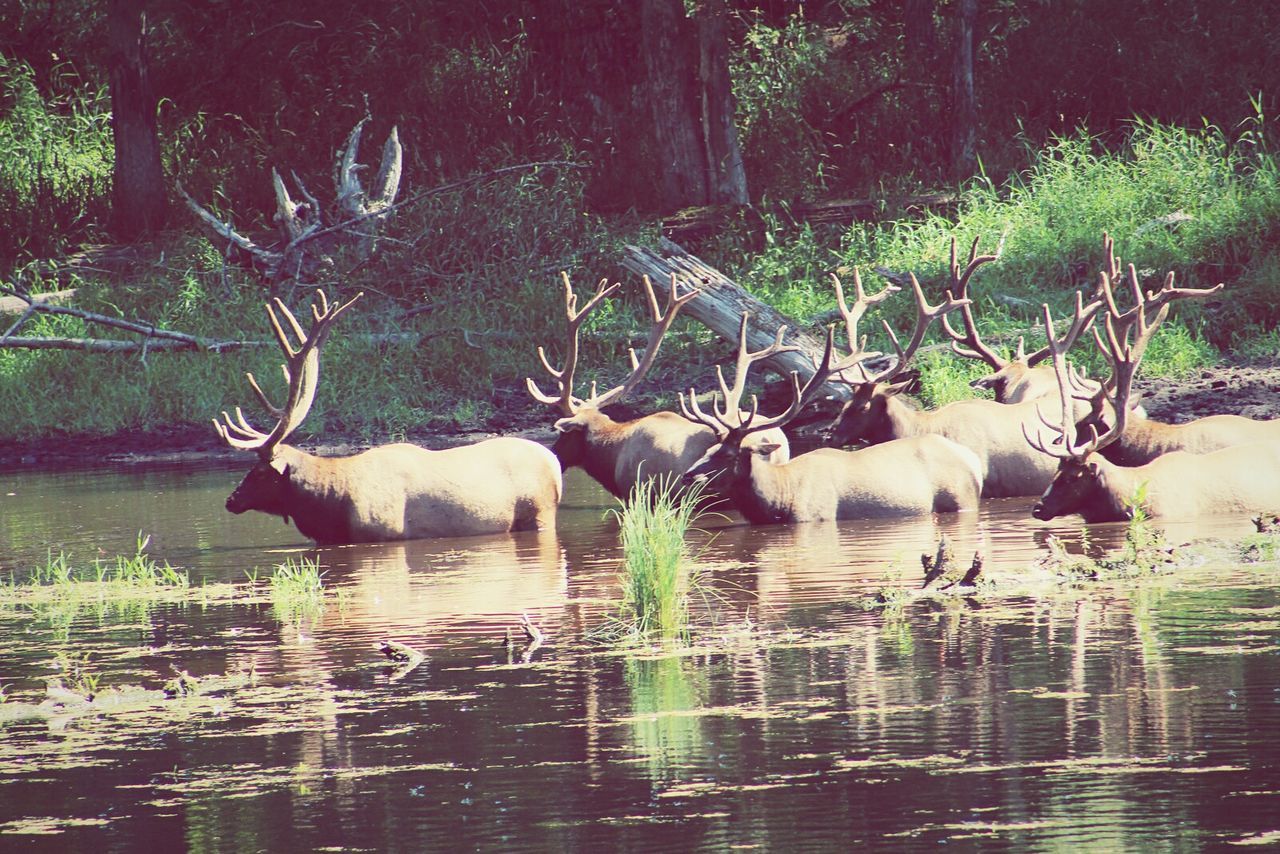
[679,386,735,436]
[1021,288,1104,367]
[526,273,621,415]
[716,313,801,425]
[830,269,899,362]
[869,274,970,384]
[1023,303,1089,460]
[589,274,700,409]
[939,236,1005,369]
[741,325,841,439]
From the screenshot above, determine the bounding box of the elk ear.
[1086,460,1102,481]
[553,417,586,434]
[268,457,290,476]
[885,380,912,397]
[753,441,782,457]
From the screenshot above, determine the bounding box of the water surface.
[1,462,1278,850]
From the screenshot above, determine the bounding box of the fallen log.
[0,289,77,316]
[661,192,956,243]
[621,237,852,399]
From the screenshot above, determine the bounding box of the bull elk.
[941,235,1107,404]
[1025,287,1280,523]
[526,273,788,500]
[217,291,561,544]
[1067,264,1264,465]
[824,269,1068,497]
[680,321,984,523]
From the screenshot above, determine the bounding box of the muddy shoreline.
[3,363,1276,470]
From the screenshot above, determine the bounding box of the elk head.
[679,314,805,490]
[526,272,699,468]
[1024,282,1164,522]
[215,289,362,521]
[825,269,969,445]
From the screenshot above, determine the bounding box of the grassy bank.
[3,115,1278,444]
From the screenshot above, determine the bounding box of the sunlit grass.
[269,556,327,623]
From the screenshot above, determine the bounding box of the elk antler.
[937,236,1004,368]
[214,290,363,457]
[859,273,970,386]
[680,312,801,435]
[829,268,900,373]
[526,273,698,415]
[526,273,622,415]
[682,323,854,442]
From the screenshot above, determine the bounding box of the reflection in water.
[621,657,709,783]
[0,462,1279,849]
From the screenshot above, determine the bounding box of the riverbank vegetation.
[2,3,1279,445]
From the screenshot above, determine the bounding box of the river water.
[1,461,1278,850]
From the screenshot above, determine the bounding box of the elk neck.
[729,449,798,525]
[271,445,358,544]
[552,407,633,496]
[1076,455,1144,523]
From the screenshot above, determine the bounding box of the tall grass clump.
[0,57,113,263]
[269,556,327,623]
[612,477,706,642]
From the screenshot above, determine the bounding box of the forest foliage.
[1,0,1279,440]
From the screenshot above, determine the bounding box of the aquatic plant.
[612,476,707,642]
[269,556,327,623]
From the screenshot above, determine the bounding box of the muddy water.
[2,462,1279,850]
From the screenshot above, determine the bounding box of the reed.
[612,477,706,642]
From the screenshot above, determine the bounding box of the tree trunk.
[621,238,850,400]
[640,0,749,211]
[950,0,978,182]
[108,0,166,240]
[697,0,748,205]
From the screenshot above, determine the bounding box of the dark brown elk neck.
[725,449,797,525]
[273,446,357,544]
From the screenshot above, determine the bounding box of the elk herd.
[213,233,1280,545]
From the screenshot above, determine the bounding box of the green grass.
[7,533,188,593]
[268,556,327,623]
[2,113,1276,441]
[611,477,708,643]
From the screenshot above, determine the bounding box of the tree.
[950,0,978,182]
[640,0,748,211]
[107,0,166,239]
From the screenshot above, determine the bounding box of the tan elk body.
[1026,263,1251,523]
[688,433,983,523]
[817,253,1060,498]
[218,292,561,544]
[1031,441,1280,522]
[683,277,983,522]
[528,273,787,500]
[829,391,1061,498]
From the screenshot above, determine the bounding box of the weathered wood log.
[0,289,77,316]
[621,238,852,399]
[661,192,956,242]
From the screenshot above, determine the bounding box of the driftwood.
[621,238,853,399]
[0,289,77,316]
[661,192,956,242]
[0,284,413,356]
[181,117,404,283]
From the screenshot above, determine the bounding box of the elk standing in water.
[682,283,983,523]
[823,262,1092,497]
[527,273,788,500]
[1065,265,1270,465]
[1025,283,1280,523]
[217,291,561,543]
